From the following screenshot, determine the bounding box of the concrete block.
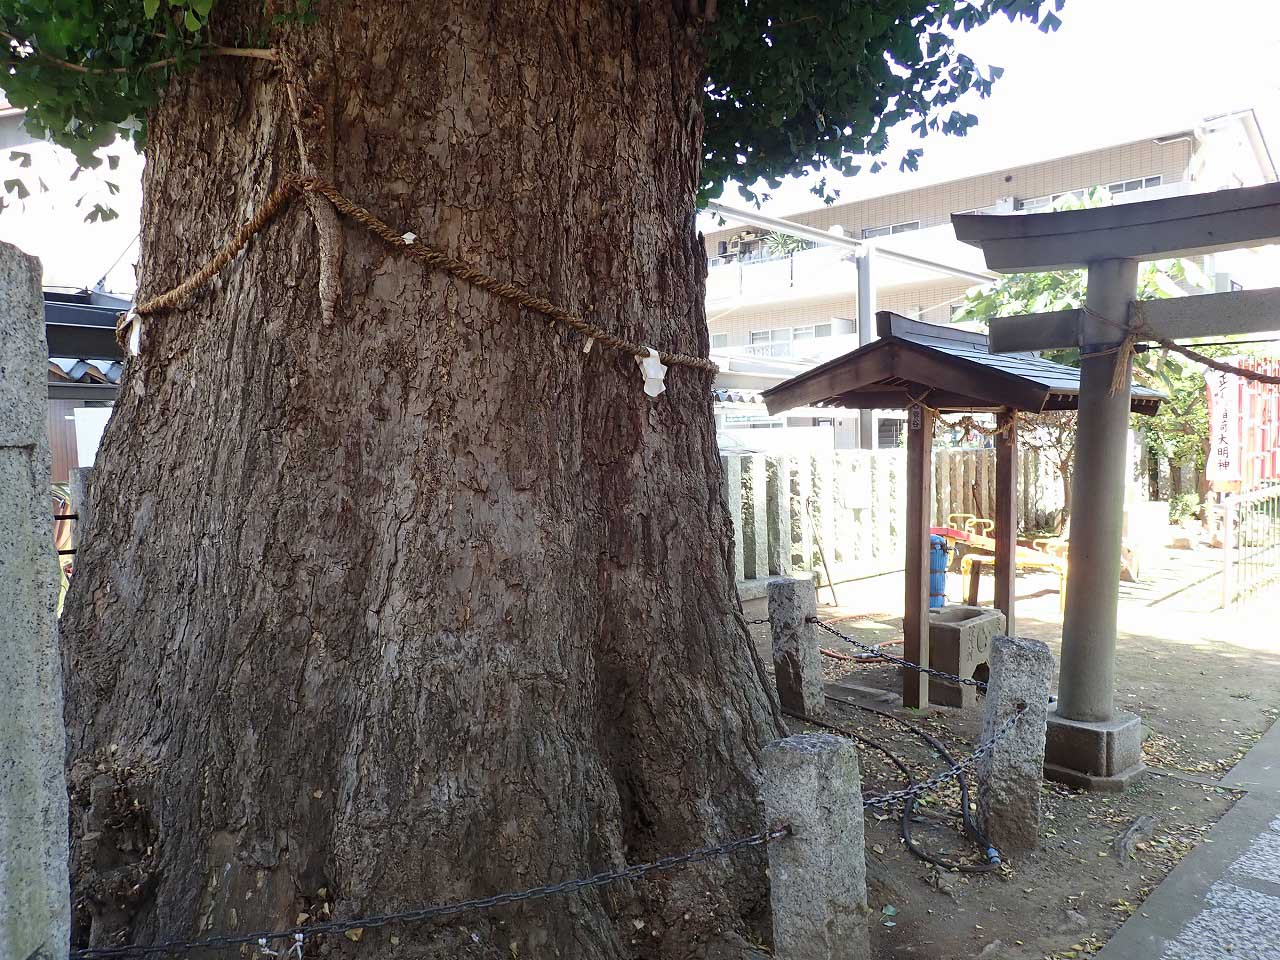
[1044,709,1146,792]
[0,241,70,960]
[977,636,1055,856]
[927,605,1006,709]
[769,578,823,716]
[761,733,869,960]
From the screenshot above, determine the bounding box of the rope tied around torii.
[1080,302,1280,393]
[116,175,718,378]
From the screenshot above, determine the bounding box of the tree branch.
[1,33,276,74]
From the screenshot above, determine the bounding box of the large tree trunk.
[60,4,782,957]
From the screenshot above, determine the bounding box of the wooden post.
[902,400,933,708]
[966,558,984,606]
[994,410,1018,636]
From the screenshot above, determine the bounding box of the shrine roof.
[762,313,1163,417]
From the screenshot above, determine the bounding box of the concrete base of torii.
[1044,709,1146,792]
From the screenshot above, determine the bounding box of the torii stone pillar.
[954,182,1280,790]
[0,243,70,960]
[1048,258,1145,789]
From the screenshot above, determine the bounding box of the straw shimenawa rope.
[118,176,718,375]
[1081,303,1280,391]
[904,389,1018,439]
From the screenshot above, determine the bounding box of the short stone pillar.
[768,578,823,716]
[761,733,869,960]
[976,635,1054,857]
[68,465,94,549]
[0,242,70,960]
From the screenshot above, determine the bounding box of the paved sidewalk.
[1097,719,1280,960]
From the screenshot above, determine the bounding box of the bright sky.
[1,0,1277,295]
[706,0,1280,218]
[0,139,144,294]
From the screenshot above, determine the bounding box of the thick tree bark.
[60,4,782,958]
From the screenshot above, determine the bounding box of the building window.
[1017,175,1161,212]
[716,240,728,256]
[792,323,833,340]
[750,329,793,345]
[1106,175,1162,194]
[863,220,920,239]
[877,418,905,448]
[711,333,730,349]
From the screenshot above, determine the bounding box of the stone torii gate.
[953,182,1280,791]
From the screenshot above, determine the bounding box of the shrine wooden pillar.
[902,400,933,708]
[994,410,1018,635]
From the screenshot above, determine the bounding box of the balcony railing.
[706,246,854,306]
[715,333,863,363]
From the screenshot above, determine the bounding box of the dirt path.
[742,554,1279,959]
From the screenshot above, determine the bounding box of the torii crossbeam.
[954,182,1280,791]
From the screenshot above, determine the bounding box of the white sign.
[1205,364,1241,484]
[73,406,113,468]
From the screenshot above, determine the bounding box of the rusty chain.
[809,617,988,690]
[69,827,789,959]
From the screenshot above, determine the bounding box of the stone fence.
[721,446,1065,584]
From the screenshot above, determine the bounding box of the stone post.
[0,242,70,960]
[977,635,1054,857]
[768,578,823,716]
[721,455,746,582]
[761,733,869,960]
[69,465,93,550]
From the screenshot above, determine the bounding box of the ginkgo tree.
[3,2,1061,957]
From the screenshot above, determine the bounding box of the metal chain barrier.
[850,705,1022,810]
[809,617,987,690]
[69,828,789,960]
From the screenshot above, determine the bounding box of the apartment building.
[705,110,1277,449]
